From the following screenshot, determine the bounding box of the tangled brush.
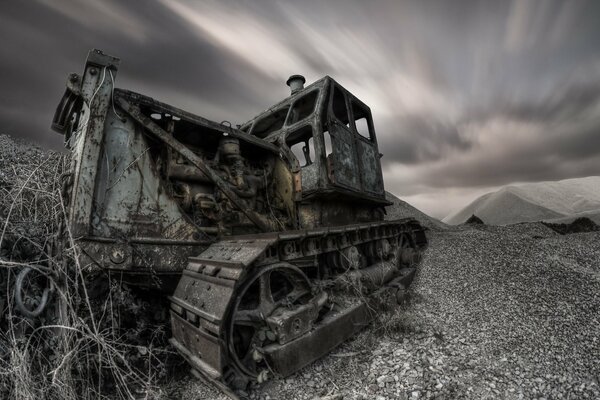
[0,135,178,400]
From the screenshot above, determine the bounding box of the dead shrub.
[0,135,175,400]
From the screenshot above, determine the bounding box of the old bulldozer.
[50,49,427,397]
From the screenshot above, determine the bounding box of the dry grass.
[0,135,173,400]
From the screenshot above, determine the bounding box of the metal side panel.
[90,112,198,240]
[330,122,360,190]
[356,138,384,195]
[68,50,120,237]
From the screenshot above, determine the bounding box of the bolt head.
[110,248,126,264]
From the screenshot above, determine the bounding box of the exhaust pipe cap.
[286,75,306,94]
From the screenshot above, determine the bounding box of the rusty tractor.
[50,49,427,397]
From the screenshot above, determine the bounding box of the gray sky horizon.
[2,0,600,219]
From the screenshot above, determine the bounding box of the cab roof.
[239,75,352,136]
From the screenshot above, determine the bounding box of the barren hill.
[443,176,600,225]
[385,192,447,230]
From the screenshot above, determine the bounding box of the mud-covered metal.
[52,49,429,398]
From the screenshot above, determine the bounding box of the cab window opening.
[286,126,315,168]
[331,86,350,127]
[323,130,332,157]
[251,106,290,138]
[351,100,373,140]
[287,90,318,126]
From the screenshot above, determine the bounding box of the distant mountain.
[385,192,447,230]
[443,176,600,225]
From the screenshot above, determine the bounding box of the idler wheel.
[228,263,312,382]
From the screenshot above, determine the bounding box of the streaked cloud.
[1,0,599,219]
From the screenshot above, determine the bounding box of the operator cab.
[240,76,387,206]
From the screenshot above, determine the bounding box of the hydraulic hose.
[14,266,53,318]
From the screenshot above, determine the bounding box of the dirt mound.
[444,176,600,225]
[385,192,447,231]
[543,217,600,235]
[444,187,564,225]
[464,214,484,225]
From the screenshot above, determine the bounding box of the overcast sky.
[2,0,600,218]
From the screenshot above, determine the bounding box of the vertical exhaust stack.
[286,75,306,95]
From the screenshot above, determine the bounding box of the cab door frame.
[325,82,361,191]
[346,93,384,195]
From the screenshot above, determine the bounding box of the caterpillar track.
[170,219,426,396]
[49,50,429,398]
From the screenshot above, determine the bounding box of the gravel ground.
[172,223,600,399]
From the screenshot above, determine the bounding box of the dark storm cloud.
[0,0,283,148]
[398,77,600,190]
[468,82,600,124]
[1,0,600,217]
[377,115,473,164]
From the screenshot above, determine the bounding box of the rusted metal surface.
[116,88,280,154]
[116,97,276,232]
[61,50,120,238]
[51,49,429,397]
[261,278,392,377]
